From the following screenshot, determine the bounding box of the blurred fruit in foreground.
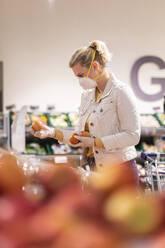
[23,183,47,203]
[0,151,26,194]
[89,163,138,195]
[0,149,165,247]
[54,220,118,248]
[0,195,37,226]
[104,188,163,235]
[150,231,165,248]
[29,186,96,242]
[38,165,81,194]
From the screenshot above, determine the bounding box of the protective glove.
[69,142,83,148]
[74,136,94,147]
[30,125,56,139]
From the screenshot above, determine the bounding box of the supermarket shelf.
[21,153,81,159]
[141,127,165,137]
[9,110,165,159]
[20,153,82,167]
[25,126,75,133]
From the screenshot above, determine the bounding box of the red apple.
[0,151,26,194]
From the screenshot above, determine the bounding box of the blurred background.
[0,0,165,158]
[0,0,165,112]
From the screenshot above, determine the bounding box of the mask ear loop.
[94,70,104,81]
[86,50,96,78]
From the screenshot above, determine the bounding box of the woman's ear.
[92,61,99,71]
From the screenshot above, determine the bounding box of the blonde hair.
[69,40,112,68]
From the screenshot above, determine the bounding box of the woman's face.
[72,62,99,79]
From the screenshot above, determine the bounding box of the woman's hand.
[30,124,56,139]
[74,136,94,147]
[69,142,83,148]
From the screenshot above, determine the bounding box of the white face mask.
[79,77,96,90]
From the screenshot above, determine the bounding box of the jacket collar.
[88,72,117,103]
[100,72,114,99]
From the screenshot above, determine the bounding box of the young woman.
[31,40,141,174]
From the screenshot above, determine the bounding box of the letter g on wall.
[130,56,165,101]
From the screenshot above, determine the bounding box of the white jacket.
[63,73,141,168]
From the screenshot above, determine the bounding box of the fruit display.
[30,114,48,125]
[10,111,79,128]
[155,113,165,126]
[68,112,79,127]
[49,113,78,128]
[141,142,158,153]
[25,143,47,155]
[140,114,161,127]
[51,144,72,154]
[0,149,165,247]
[9,111,165,129]
[8,110,165,157]
[49,114,68,127]
[25,143,74,155]
[9,111,81,155]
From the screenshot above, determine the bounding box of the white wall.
[1,0,165,113]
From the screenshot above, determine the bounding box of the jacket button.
[93,136,96,138]
[93,110,96,113]
[90,122,94,126]
[95,150,99,154]
[100,108,103,112]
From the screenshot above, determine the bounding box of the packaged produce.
[32,120,45,131]
[1,149,165,247]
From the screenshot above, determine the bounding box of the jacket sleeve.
[101,85,141,150]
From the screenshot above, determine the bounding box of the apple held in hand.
[31,120,45,131]
[69,133,80,145]
[69,131,90,145]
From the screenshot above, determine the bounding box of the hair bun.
[89,40,105,53]
[89,44,97,50]
[89,45,95,50]
[69,40,112,68]
[89,40,112,63]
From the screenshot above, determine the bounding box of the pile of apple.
[0,149,165,248]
